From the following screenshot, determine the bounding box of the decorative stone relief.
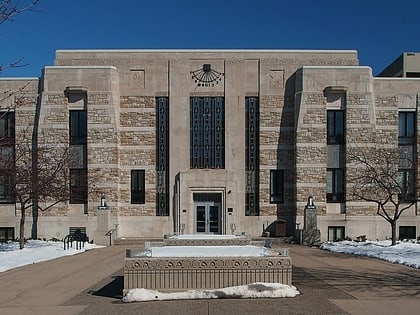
[130,69,145,89]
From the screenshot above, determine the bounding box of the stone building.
[1,49,419,244]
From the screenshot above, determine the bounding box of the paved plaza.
[0,243,419,314]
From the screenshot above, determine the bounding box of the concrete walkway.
[0,243,419,314]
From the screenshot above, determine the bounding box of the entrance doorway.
[194,193,222,234]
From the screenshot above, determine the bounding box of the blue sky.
[1,0,420,77]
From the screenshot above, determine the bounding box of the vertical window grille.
[156,97,169,216]
[398,111,416,202]
[245,97,259,216]
[0,112,15,203]
[69,110,87,204]
[190,97,225,169]
[131,170,145,204]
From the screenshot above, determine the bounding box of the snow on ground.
[139,245,273,257]
[0,239,104,273]
[2,238,420,302]
[123,283,300,302]
[321,240,420,269]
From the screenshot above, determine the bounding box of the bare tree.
[348,145,418,245]
[1,129,71,249]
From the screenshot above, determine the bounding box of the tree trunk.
[391,221,397,246]
[19,205,26,249]
[31,206,38,240]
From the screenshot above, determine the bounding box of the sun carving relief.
[190,64,224,87]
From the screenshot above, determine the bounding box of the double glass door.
[195,202,221,234]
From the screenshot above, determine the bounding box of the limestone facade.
[1,50,419,244]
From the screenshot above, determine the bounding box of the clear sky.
[1,0,420,77]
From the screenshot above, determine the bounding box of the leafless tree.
[1,130,71,249]
[348,145,418,245]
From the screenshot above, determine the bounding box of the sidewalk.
[0,243,419,315]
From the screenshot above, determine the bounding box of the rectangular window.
[69,110,87,204]
[0,227,15,242]
[327,168,345,202]
[399,226,416,240]
[398,169,415,202]
[328,226,345,242]
[0,112,15,203]
[70,111,87,145]
[70,169,87,204]
[398,111,415,143]
[190,97,225,169]
[0,112,15,141]
[0,173,15,203]
[270,170,284,204]
[131,170,145,204]
[327,110,345,144]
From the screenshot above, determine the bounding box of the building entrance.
[193,193,222,234]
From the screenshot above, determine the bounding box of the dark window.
[0,112,15,141]
[398,112,415,144]
[398,169,415,202]
[245,97,259,216]
[70,169,87,204]
[270,170,284,204]
[328,226,345,242]
[327,110,345,144]
[399,226,416,240]
[0,112,15,203]
[70,111,87,145]
[131,170,145,204]
[69,110,87,204]
[327,168,345,202]
[0,227,15,242]
[190,97,225,169]
[0,173,15,203]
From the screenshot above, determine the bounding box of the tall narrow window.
[190,97,225,169]
[327,110,345,144]
[245,97,259,216]
[270,170,284,204]
[327,109,345,203]
[0,112,15,203]
[69,110,87,204]
[131,170,145,204]
[398,111,416,202]
[327,168,345,202]
[156,97,169,216]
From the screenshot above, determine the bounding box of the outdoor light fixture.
[98,195,108,210]
[306,196,315,208]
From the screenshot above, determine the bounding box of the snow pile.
[321,240,420,269]
[0,240,104,272]
[140,245,273,257]
[123,282,300,302]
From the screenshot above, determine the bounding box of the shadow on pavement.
[91,275,124,300]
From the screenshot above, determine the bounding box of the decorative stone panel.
[124,256,292,292]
